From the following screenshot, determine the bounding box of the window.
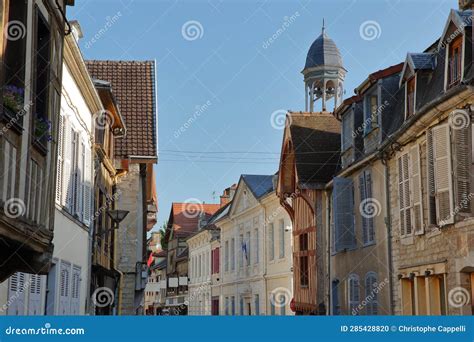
[398,153,412,236]
[239,234,244,268]
[254,229,259,264]
[212,248,220,274]
[33,9,51,148]
[332,279,340,315]
[341,111,354,151]
[239,296,244,315]
[365,272,378,315]
[348,274,360,315]
[401,274,446,315]
[211,297,219,315]
[410,145,424,234]
[1,139,17,202]
[224,240,229,272]
[279,219,285,258]
[246,231,251,266]
[224,297,229,315]
[269,223,275,260]
[254,294,260,315]
[27,159,43,224]
[365,94,379,133]
[299,233,308,251]
[230,238,235,270]
[300,255,309,287]
[333,177,356,251]
[231,296,235,315]
[270,294,276,315]
[2,0,28,124]
[448,36,462,88]
[359,169,375,245]
[406,77,415,117]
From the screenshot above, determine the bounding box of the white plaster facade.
[216,177,294,315]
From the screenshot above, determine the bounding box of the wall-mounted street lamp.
[107,209,129,224]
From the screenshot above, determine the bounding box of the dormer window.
[363,92,378,135]
[448,35,462,88]
[406,76,416,117]
[341,111,354,152]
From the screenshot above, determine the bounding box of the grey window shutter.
[433,124,454,225]
[365,170,375,243]
[333,177,355,251]
[410,145,424,234]
[358,173,368,244]
[452,114,471,215]
[426,130,437,225]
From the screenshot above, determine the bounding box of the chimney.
[458,0,473,10]
[220,184,237,207]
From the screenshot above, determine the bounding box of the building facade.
[217,175,293,316]
[85,60,158,315]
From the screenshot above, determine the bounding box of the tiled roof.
[241,174,274,199]
[368,63,404,82]
[409,53,435,70]
[305,31,343,69]
[287,112,341,188]
[85,60,157,159]
[168,202,221,237]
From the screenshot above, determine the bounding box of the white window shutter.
[433,124,454,225]
[83,144,92,226]
[75,140,84,220]
[63,118,72,208]
[452,114,471,215]
[398,155,412,236]
[426,131,437,225]
[59,262,71,315]
[410,145,424,234]
[7,273,25,316]
[28,274,44,315]
[70,266,81,315]
[55,114,64,204]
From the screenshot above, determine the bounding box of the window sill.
[362,241,375,248]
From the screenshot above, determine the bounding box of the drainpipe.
[384,162,395,315]
[325,192,331,315]
[262,205,268,316]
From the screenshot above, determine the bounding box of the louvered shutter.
[426,130,437,225]
[349,275,360,315]
[70,266,81,315]
[333,177,355,251]
[63,118,72,208]
[28,274,44,315]
[410,145,424,234]
[452,115,471,215]
[433,124,454,225]
[55,114,64,204]
[75,139,84,219]
[398,154,412,236]
[7,273,25,316]
[365,170,375,243]
[83,143,92,226]
[359,173,368,244]
[59,262,71,315]
[365,273,378,315]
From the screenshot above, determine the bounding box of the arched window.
[348,274,360,315]
[365,272,378,315]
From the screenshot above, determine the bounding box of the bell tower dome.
[303,20,346,112]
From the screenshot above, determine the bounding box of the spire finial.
[322,18,325,34]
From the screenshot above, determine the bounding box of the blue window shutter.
[332,280,340,315]
[359,173,368,244]
[333,177,355,251]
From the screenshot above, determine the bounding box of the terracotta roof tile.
[169,202,222,237]
[85,60,157,158]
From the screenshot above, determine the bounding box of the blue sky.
[70,0,457,230]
